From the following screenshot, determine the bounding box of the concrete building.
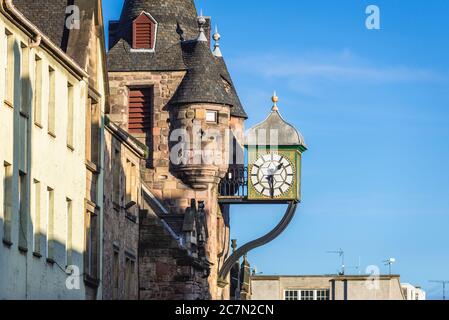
[107,0,248,300]
[401,283,426,300]
[251,275,408,300]
[0,0,108,299]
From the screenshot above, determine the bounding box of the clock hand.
[267,174,275,198]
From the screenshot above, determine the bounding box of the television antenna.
[429,280,449,300]
[383,258,396,275]
[327,249,345,275]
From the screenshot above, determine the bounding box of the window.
[301,290,314,301]
[2,162,13,245]
[112,249,119,300]
[19,109,28,173]
[84,204,99,284]
[284,290,299,301]
[4,29,14,105]
[34,55,43,126]
[20,44,30,116]
[33,180,41,255]
[67,83,74,149]
[18,171,28,251]
[128,88,152,134]
[125,159,136,205]
[316,289,330,301]
[46,187,55,262]
[66,198,73,266]
[132,13,156,50]
[112,148,121,206]
[86,96,100,165]
[206,110,218,123]
[48,67,56,136]
[125,257,136,299]
[284,289,330,301]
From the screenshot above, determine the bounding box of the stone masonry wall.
[108,71,234,299]
[103,128,141,300]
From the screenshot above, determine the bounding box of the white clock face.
[250,153,295,198]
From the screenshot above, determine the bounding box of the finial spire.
[231,239,237,253]
[212,25,222,57]
[272,91,279,111]
[196,10,208,42]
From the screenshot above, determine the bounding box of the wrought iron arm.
[217,200,299,287]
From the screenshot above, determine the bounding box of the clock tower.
[246,94,307,201]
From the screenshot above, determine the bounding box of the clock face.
[250,153,295,198]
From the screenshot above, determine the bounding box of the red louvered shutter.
[128,88,152,134]
[133,14,154,49]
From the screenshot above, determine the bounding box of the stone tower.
[107,0,247,299]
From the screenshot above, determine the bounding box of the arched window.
[132,13,157,50]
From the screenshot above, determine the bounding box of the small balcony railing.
[218,165,248,199]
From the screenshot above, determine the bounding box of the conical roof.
[170,40,233,106]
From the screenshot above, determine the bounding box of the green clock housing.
[246,95,307,201]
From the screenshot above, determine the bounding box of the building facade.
[103,118,146,300]
[1,0,248,300]
[401,283,426,300]
[0,0,88,299]
[107,0,248,300]
[0,0,108,299]
[251,275,410,300]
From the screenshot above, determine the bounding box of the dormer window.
[132,12,157,51]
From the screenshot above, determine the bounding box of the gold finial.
[272,91,279,111]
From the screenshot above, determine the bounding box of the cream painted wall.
[0,12,88,300]
[251,276,406,300]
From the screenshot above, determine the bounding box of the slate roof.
[170,40,233,106]
[214,56,248,118]
[108,0,248,118]
[12,0,100,70]
[12,0,69,49]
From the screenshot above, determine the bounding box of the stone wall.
[108,70,237,299]
[103,125,143,300]
[139,208,210,300]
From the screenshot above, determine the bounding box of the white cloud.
[231,50,445,86]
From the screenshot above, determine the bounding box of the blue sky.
[103,1,449,299]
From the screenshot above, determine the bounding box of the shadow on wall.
[0,40,85,300]
[138,207,213,300]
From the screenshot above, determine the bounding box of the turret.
[169,14,234,190]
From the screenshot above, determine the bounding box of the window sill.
[34,122,43,129]
[86,160,99,174]
[33,252,42,258]
[130,48,155,53]
[4,100,13,108]
[84,274,100,288]
[46,257,56,265]
[48,131,56,139]
[67,144,75,152]
[125,212,138,223]
[113,202,121,212]
[18,246,28,254]
[19,111,29,119]
[2,239,13,248]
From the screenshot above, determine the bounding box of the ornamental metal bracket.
[217,200,299,288]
